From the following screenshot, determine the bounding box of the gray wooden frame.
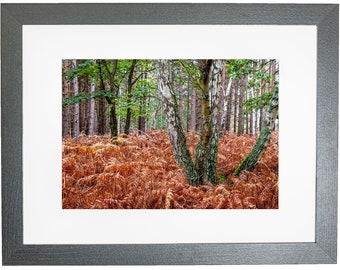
[1,3,338,265]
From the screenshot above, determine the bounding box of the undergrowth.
[62,130,278,209]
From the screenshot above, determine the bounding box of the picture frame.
[1,3,338,265]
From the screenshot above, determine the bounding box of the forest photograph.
[62,59,279,209]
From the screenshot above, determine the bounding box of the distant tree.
[237,75,245,136]
[62,60,70,137]
[88,80,95,135]
[225,80,233,132]
[233,80,238,133]
[124,59,138,134]
[71,60,80,138]
[97,61,107,135]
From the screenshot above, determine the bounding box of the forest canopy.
[62,59,279,209]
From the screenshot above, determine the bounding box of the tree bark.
[102,59,119,140]
[138,94,147,134]
[195,91,202,133]
[233,86,278,176]
[157,59,222,186]
[233,80,238,133]
[71,60,80,139]
[124,60,137,134]
[157,60,198,185]
[225,80,233,132]
[237,76,245,136]
[203,59,223,184]
[79,74,89,135]
[62,60,69,137]
[259,60,266,132]
[220,77,232,130]
[193,60,223,185]
[189,86,196,132]
[178,65,183,125]
[88,81,95,135]
[218,62,226,129]
[194,60,213,185]
[186,77,190,132]
[249,88,254,136]
[138,72,148,134]
[97,61,107,135]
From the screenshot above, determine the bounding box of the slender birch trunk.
[221,78,233,130]
[157,60,198,185]
[233,86,279,176]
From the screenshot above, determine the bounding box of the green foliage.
[62,92,89,107]
[243,91,274,114]
[91,90,115,100]
[63,59,279,137]
[226,59,253,79]
[225,59,278,116]
[63,90,117,107]
[63,60,97,81]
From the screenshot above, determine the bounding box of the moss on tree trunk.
[157,60,222,186]
[233,86,278,176]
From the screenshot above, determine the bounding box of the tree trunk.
[157,59,222,186]
[249,88,254,136]
[193,60,223,185]
[225,80,233,132]
[88,81,95,135]
[202,59,223,184]
[178,65,183,125]
[270,60,276,89]
[186,78,190,132]
[138,94,147,134]
[189,87,196,132]
[245,83,249,134]
[233,86,278,176]
[253,60,258,134]
[138,72,148,134]
[97,60,107,135]
[259,60,266,132]
[102,59,119,140]
[62,60,69,137]
[218,62,226,129]
[109,104,118,139]
[233,80,238,133]
[195,91,202,133]
[71,60,80,138]
[124,60,137,134]
[79,75,89,135]
[194,60,213,185]
[237,76,245,136]
[220,77,232,130]
[98,100,106,135]
[157,60,198,185]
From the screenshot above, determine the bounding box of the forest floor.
[62,130,278,209]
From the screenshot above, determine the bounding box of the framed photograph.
[1,3,338,265]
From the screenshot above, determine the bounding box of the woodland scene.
[62,59,279,209]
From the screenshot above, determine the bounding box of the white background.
[1,0,339,269]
